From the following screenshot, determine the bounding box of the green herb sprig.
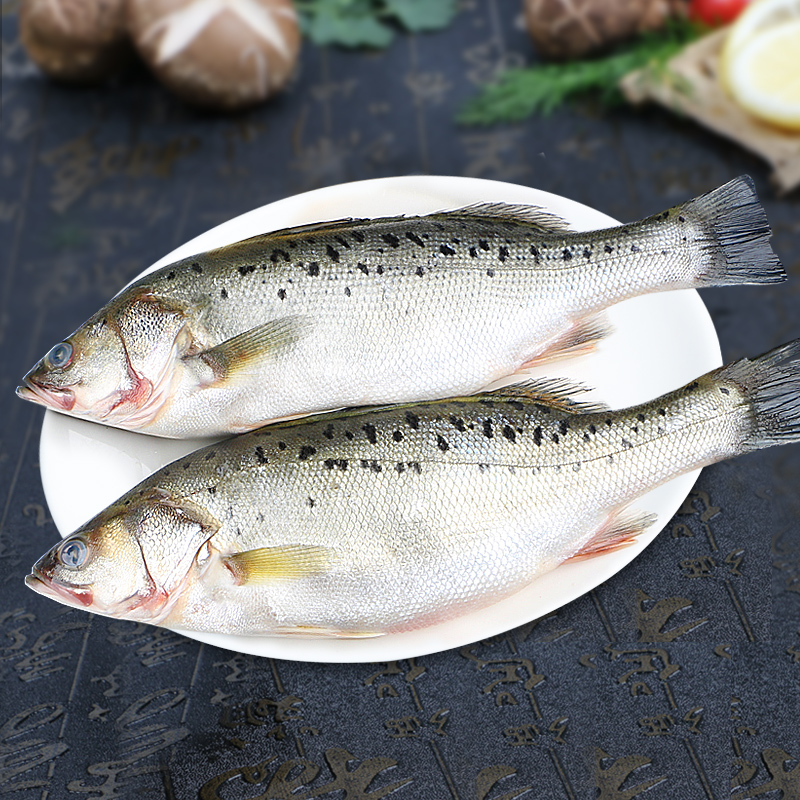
[458,21,703,126]
[296,0,458,49]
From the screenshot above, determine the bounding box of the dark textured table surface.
[2,3,800,798]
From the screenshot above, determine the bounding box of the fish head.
[17,316,136,420]
[17,293,190,429]
[26,490,219,623]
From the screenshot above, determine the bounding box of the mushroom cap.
[20,0,132,83]
[127,0,301,110]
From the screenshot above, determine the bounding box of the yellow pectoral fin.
[223,544,335,585]
[189,315,310,387]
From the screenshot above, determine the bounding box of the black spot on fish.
[167,271,176,280]
[278,441,287,451]
[632,425,639,434]
[277,288,286,300]
[604,244,613,254]
[584,432,591,442]
[357,263,369,275]
[393,430,403,442]
[360,459,370,469]
[483,419,493,439]
[498,246,509,262]
[344,287,351,297]
[559,420,569,436]
[208,486,217,495]
[436,435,450,452]
[533,426,542,446]
[324,459,336,469]
[163,469,170,476]
[637,413,645,422]
[363,424,377,444]
[255,446,268,464]
[469,246,478,258]
[589,424,597,435]
[478,239,490,251]
[606,419,613,426]
[238,264,256,276]
[631,245,640,253]
[530,245,540,261]
[658,408,666,416]
[552,433,560,444]
[478,463,489,473]
[307,497,315,508]
[502,425,516,443]
[382,233,400,248]
[183,463,191,470]
[220,288,228,299]
[621,438,632,449]
[720,387,730,395]
[678,215,685,223]
[204,451,216,461]
[396,462,405,473]
[409,461,422,474]
[307,263,320,277]
[583,248,592,259]
[323,424,335,440]
[298,445,316,460]
[192,262,203,274]
[608,455,614,463]
[337,460,348,471]
[449,416,466,432]
[440,244,455,256]
[406,231,425,247]
[369,461,382,473]
[334,235,350,249]
[376,265,384,275]
[352,230,365,243]
[486,269,495,277]
[405,411,420,430]
[326,244,340,262]
[415,266,425,277]
[562,248,572,261]
[686,381,699,391]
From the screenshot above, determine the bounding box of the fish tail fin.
[716,339,800,453]
[679,175,785,287]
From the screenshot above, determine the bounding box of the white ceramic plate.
[38,176,721,662]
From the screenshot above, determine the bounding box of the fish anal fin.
[486,378,608,414]
[565,509,656,563]
[271,625,384,639]
[519,313,612,371]
[223,544,334,585]
[189,315,309,387]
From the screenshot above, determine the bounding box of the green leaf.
[458,20,702,126]
[383,0,458,32]
[303,4,395,48]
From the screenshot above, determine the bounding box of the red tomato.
[688,0,751,25]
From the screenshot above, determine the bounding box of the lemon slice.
[724,17,800,129]
[724,0,800,55]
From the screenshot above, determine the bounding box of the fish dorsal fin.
[485,378,609,414]
[438,202,573,233]
[187,316,310,385]
[223,544,335,585]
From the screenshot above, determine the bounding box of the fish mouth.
[16,378,76,412]
[25,571,94,608]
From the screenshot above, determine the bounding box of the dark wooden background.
[2,2,800,797]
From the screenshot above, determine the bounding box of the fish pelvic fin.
[223,544,335,585]
[516,313,612,370]
[187,316,310,386]
[564,508,656,563]
[676,175,784,287]
[713,339,800,453]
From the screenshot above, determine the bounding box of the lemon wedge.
[724,17,800,129]
[721,0,800,129]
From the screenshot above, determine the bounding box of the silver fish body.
[18,176,783,437]
[26,341,800,636]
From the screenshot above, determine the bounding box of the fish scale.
[18,176,784,437]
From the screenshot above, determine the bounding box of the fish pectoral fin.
[564,508,656,563]
[440,202,573,232]
[518,313,612,371]
[222,544,335,585]
[485,377,608,414]
[271,625,385,639]
[187,316,310,386]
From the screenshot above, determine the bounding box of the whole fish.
[26,341,800,637]
[17,176,783,438]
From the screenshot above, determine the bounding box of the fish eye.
[45,342,74,370]
[58,539,88,569]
